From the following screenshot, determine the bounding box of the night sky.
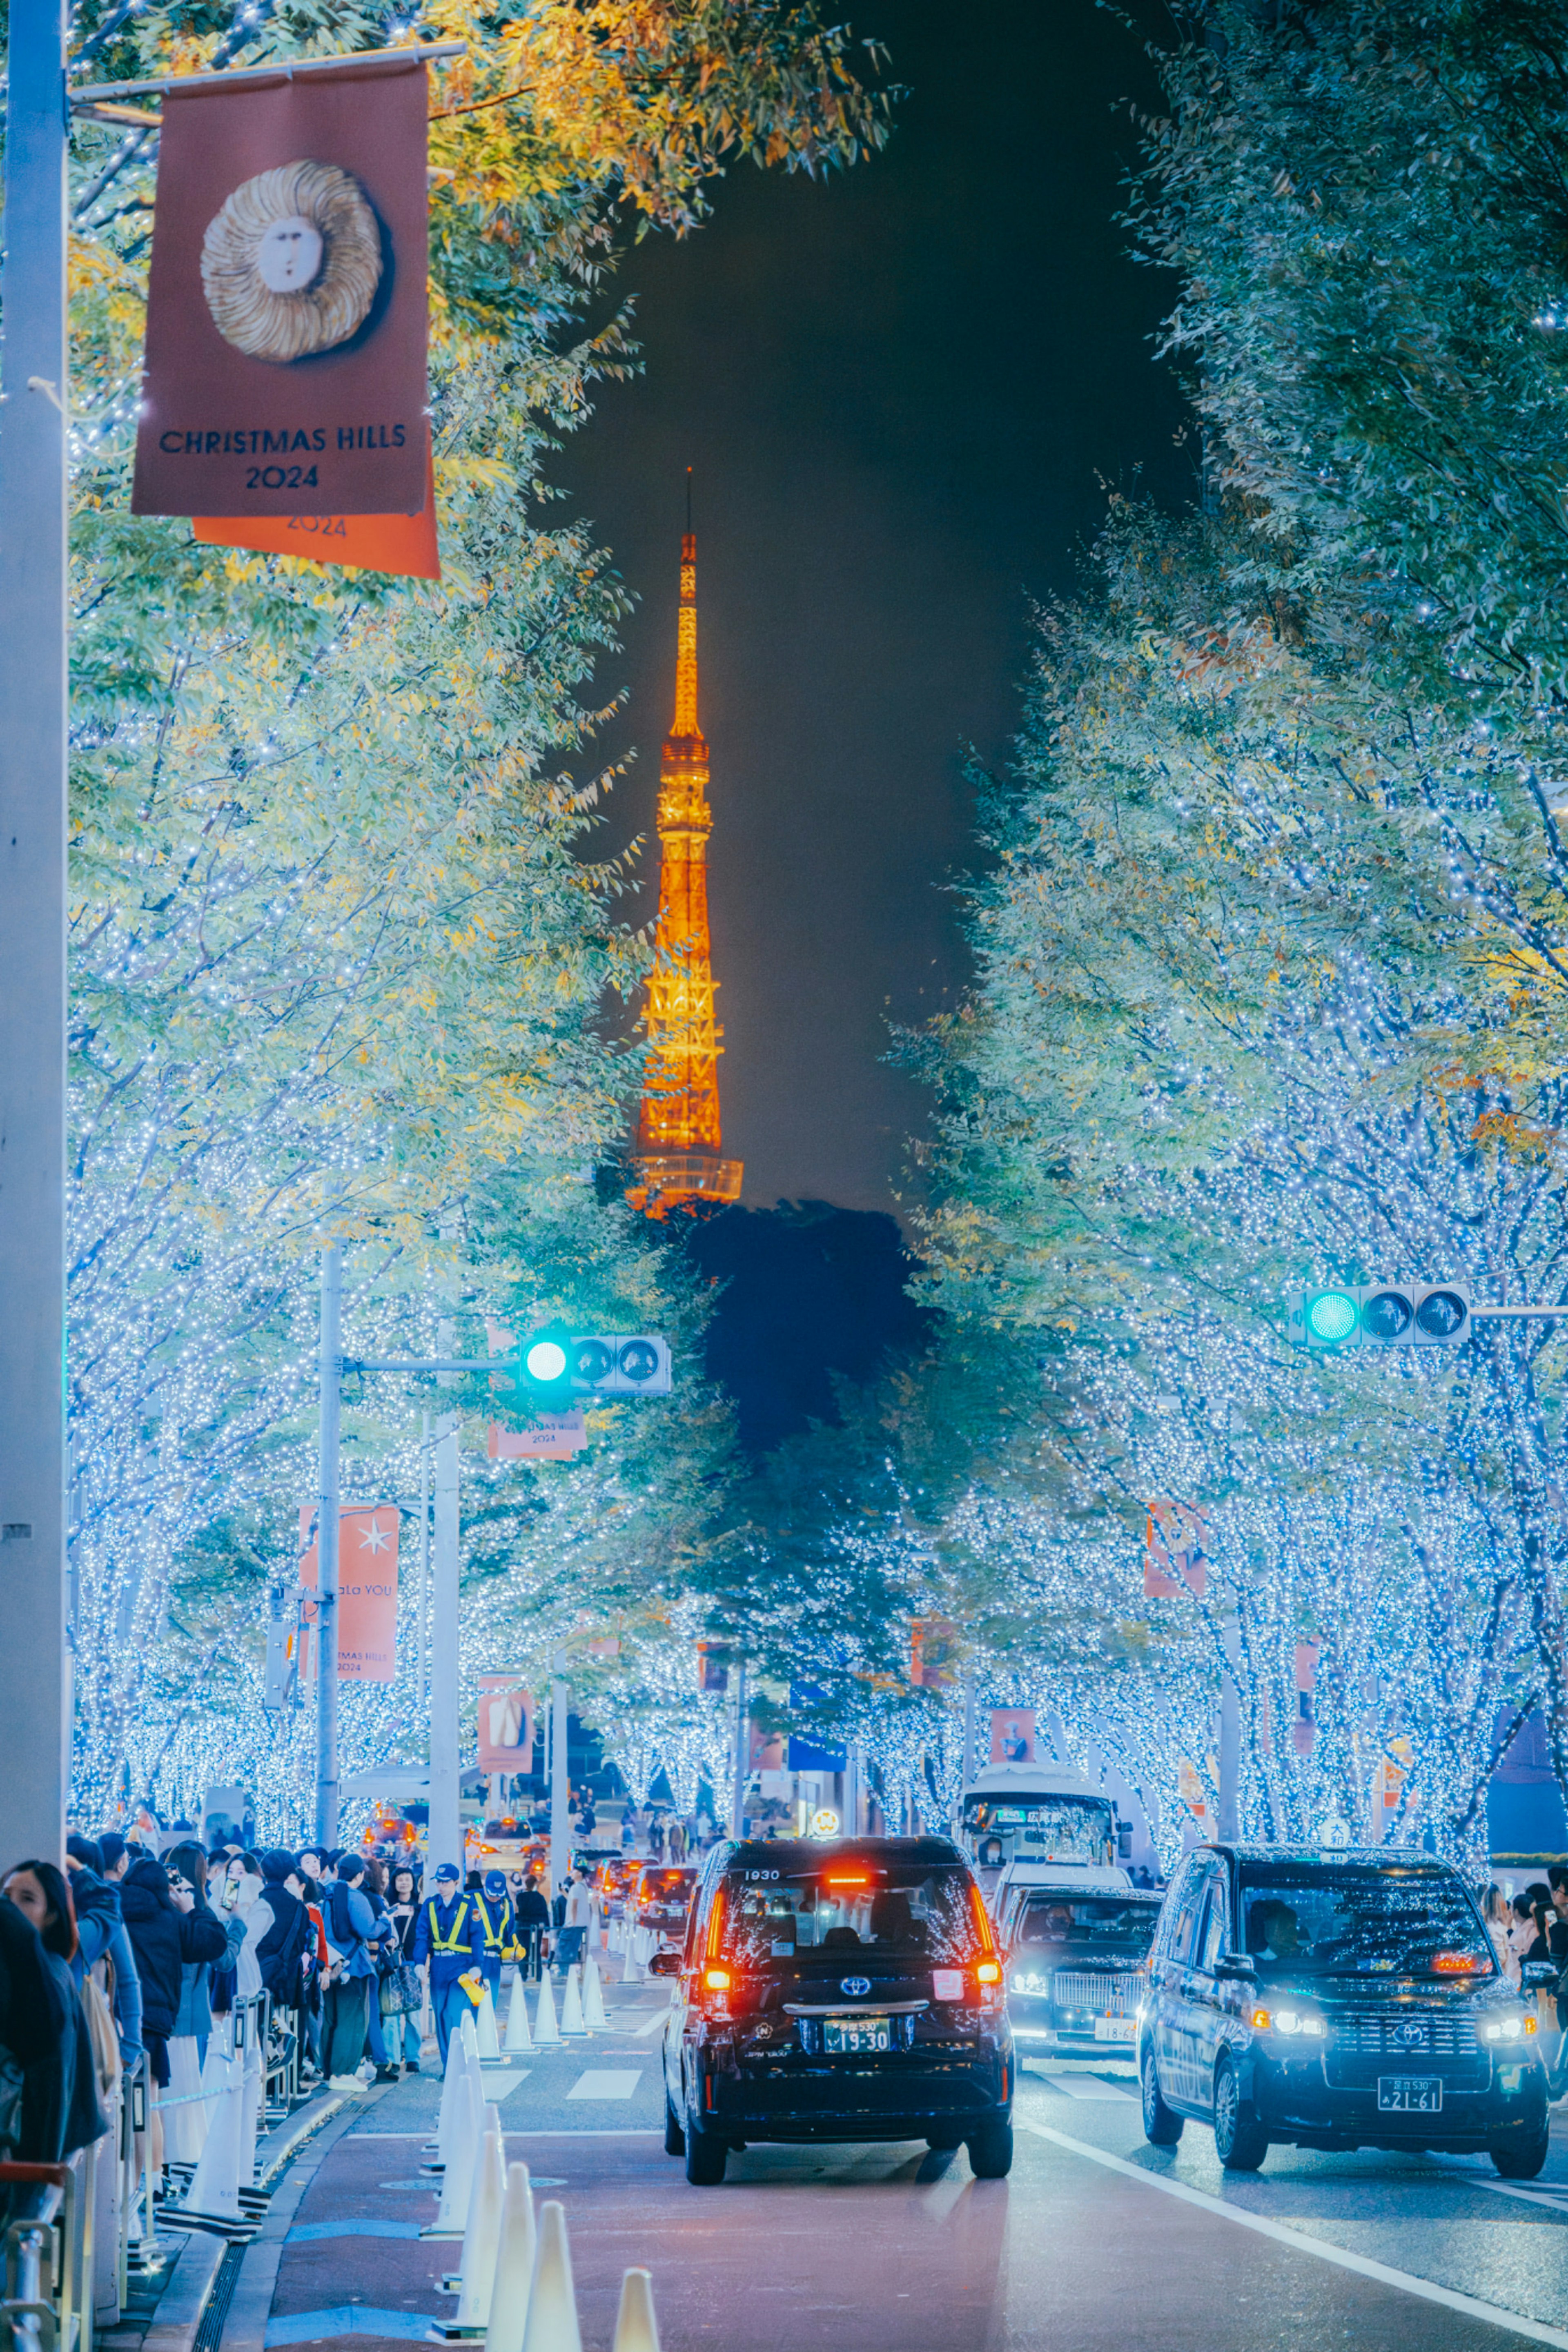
[558,0,1189,1215]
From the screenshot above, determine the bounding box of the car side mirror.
[646,1948,679,1978]
[1520,1960,1558,1992]
[1212,1951,1256,1981]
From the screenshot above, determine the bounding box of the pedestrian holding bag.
[380,1962,422,2017]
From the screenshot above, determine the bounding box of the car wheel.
[1212,2056,1268,2172]
[1141,2049,1183,2146]
[684,2125,727,2185]
[663,2095,685,2156]
[1491,2122,1550,2180]
[966,2118,1013,2178]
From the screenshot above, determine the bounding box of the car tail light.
[976,1960,1001,1986]
[703,1967,731,1993]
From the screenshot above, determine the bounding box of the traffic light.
[512,1328,673,1404]
[1285,1284,1471,1349]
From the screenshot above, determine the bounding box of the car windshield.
[1239,1866,1493,1978]
[720,1864,982,1968]
[1014,1897,1158,1957]
[642,1871,693,1898]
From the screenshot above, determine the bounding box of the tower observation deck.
[628,521,743,1216]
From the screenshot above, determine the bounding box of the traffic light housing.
[513,1329,673,1405]
[1285,1284,1471,1349]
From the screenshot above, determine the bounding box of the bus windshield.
[963,1795,1114,1868]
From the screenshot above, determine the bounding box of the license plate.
[1094,2016,1137,2042]
[1378,2075,1443,2113]
[824,2014,891,2054]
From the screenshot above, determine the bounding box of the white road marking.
[627,2008,671,2038]
[1042,2074,1135,2100]
[1422,2159,1568,2220]
[566,2069,643,2101]
[1020,2121,1568,2349]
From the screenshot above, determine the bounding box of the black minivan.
[1139,1843,1552,2176]
[653,1835,1014,2184]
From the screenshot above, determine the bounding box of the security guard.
[411,1861,485,2065]
[474,1870,514,1996]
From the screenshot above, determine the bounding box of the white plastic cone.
[453,2112,507,2328]
[435,2062,485,2230]
[434,2023,468,2163]
[483,2164,536,2352]
[559,1967,587,2038]
[611,2271,660,2352]
[477,1984,502,2061]
[532,1971,561,2046]
[196,2031,229,2140]
[620,1934,644,1987]
[504,1972,533,2054]
[519,2202,581,2352]
[582,1959,609,2032]
[185,2054,243,2218]
[461,2010,480,2062]
[239,2032,264,2187]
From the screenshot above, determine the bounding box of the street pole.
[549,1667,569,1895]
[962,1668,977,1791]
[730,1656,748,1840]
[0,0,70,1865]
[314,1231,343,1848]
[1217,1615,1241,1842]
[416,1408,430,1714]
[428,1315,461,1875]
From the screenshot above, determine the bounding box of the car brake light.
[826,1874,869,1886]
[704,1966,731,1993]
[976,1960,1001,1985]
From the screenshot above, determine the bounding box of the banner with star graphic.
[298,1503,400,1682]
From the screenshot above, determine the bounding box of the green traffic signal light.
[524,1338,568,1383]
[1305,1290,1358,1344]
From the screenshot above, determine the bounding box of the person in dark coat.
[117,1850,226,2088]
[2,1866,107,2169]
[65,1836,143,2070]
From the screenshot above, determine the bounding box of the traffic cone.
[532,1971,562,2047]
[185,2054,243,2220]
[583,1959,609,2033]
[239,2033,264,2188]
[477,1984,503,2061]
[433,2022,471,2165]
[559,1967,587,2038]
[504,1971,533,2054]
[483,2165,536,2352]
[620,1934,644,1988]
[461,2010,480,2062]
[429,2063,483,2235]
[611,2271,660,2352]
[519,2202,580,2352]
[452,2112,506,2328]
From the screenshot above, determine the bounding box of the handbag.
[380,1962,421,2017]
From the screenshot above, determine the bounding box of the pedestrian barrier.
[0,2162,76,2352]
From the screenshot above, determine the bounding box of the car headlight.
[1011,1971,1046,1995]
[1481,2011,1527,2043]
[1263,2009,1326,2038]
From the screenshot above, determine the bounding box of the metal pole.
[416,1408,430,1715]
[1217,1615,1241,1842]
[962,1669,977,1790]
[428,1313,461,1875]
[549,1668,569,1896]
[314,1230,343,1847]
[0,0,70,1867]
[730,1657,748,1841]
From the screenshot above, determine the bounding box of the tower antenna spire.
[628,499,742,1217]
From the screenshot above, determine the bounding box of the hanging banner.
[298,1504,400,1681]
[989,1708,1037,1766]
[193,431,439,576]
[488,1411,587,1461]
[1143,1499,1209,1599]
[133,54,429,518]
[477,1675,535,1774]
[910,1617,960,1690]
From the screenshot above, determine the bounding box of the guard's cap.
[434,1861,461,1884]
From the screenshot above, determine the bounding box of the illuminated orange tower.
[630,506,744,1215]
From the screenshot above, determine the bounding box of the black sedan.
[1138,1842,1551,2176]
[654,1835,1014,2183]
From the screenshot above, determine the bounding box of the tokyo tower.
[628,501,744,1216]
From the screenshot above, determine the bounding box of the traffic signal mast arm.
[1287,1284,1568,1348]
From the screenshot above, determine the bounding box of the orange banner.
[193,438,438,577]
[299,1504,399,1681]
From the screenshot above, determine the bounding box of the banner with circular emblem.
[132,51,428,518]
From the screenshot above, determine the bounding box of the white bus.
[960,1761,1119,1877]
